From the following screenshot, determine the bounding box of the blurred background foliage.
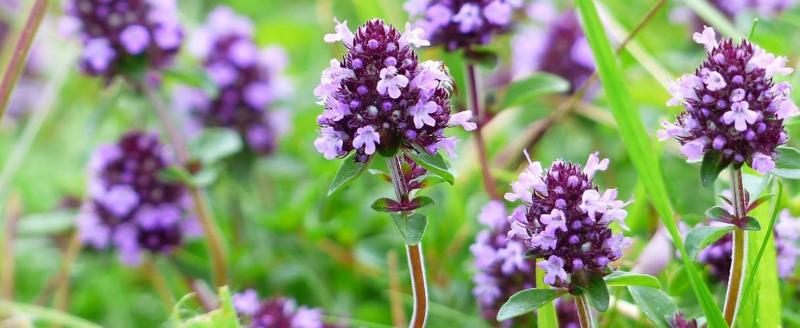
[1,0,800,327]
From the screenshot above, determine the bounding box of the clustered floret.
[60,0,183,80]
[77,131,197,265]
[505,151,631,287]
[511,2,594,93]
[232,289,340,328]
[404,0,525,51]
[471,200,535,323]
[176,6,292,155]
[660,27,798,174]
[314,19,474,162]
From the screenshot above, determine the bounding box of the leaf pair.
[328,150,454,196]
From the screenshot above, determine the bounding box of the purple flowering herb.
[404,0,525,51]
[504,151,631,288]
[511,2,594,93]
[232,289,340,328]
[77,131,198,266]
[176,7,292,156]
[660,26,798,174]
[471,200,536,324]
[314,18,473,162]
[60,0,183,81]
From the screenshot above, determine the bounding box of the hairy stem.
[723,168,747,326]
[387,156,428,328]
[406,243,428,328]
[575,294,594,328]
[133,79,229,287]
[465,64,499,200]
[0,0,49,123]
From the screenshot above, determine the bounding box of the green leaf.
[16,211,74,236]
[536,261,559,328]
[0,300,102,328]
[773,147,800,179]
[328,153,369,196]
[574,0,726,324]
[739,216,761,231]
[573,271,610,312]
[370,198,400,212]
[163,66,218,98]
[498,73,570,110]
[192,167,220,187]
[705,206,734,222]
[463,49,498,68]
[603,271,661,289]
[684,225,734,259]
[746,193,774,212]
[407,150,454,184]
[410,196,434,209]
[190,128,243,165]
[700,151,730,187]
[391,213,428,245]
[628,286,678,328]
[496,288,565,321]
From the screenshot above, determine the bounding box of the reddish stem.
[465,64,499,200]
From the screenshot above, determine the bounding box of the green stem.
[0,0,48,123]
[133,79,228,287]
[723,168,747,326]
[575,294,594,328]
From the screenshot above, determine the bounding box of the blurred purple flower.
[61,0,183,80]
[232,289,340,328]
[555,298,580,328]
[314,19,470,162]
[511,2,594,93]
[505,151,631,287]
[670,312,699,328]
[175,6,291,156]
[405,0,525,51]
[470,200,535,325]
[660,27,798,174]
[78,131,197,266]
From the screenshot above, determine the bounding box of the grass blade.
[537,260,559,328]
[573,0,726,326]
[739,180,783,327]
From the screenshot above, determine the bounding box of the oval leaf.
[370,198,401,212]
[628,286,678,328]
[574,271,610,312]
[700,151,730,187]
[705,206,733,222]
[496,288,566,321]
[684,225,734,259]
[603,271,661,289]
[190,128,243,165]
[776,146,800,169]
[391,213,428,245]
[409,196,434,210]
[328,153,370,196]
[738,216,761,231]
[407,150,454,184]
[499,73,570,110]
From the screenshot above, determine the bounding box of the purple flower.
[176,6,291,156]
[61,0,183,80]
[511,3,594,93]
[670,312,699,328]
[505,151,631,287]
[661,27,798,174]
[314,19,470,162]
[406,0,525,51]
[232,289,340,328]
[470,201,536,325]
[77,131,196,266]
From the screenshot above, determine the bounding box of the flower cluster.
[77,131,197,265]
[505,151,631,287]
[669,313,698,328]
[314,19,473,162]
[471,200,535,324]
[405,0,525,51]
[232,289,339,328]
[176,7,291,155]
[511,1,594,92]
[660,27,798,174]
[60,0,183,80]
